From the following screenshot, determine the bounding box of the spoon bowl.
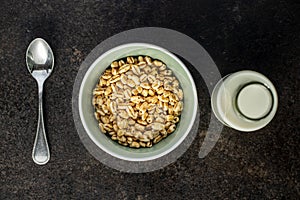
[26,38,54,80]
[26,38,54,165]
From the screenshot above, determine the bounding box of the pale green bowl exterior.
[79,43,197,161]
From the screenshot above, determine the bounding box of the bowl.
[79,43,198,161]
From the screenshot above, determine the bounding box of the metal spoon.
[26,38,54,165]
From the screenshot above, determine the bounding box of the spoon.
[26,38,54,165]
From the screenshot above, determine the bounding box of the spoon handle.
[32,81,50,165]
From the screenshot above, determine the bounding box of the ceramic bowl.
[79,43,197,161]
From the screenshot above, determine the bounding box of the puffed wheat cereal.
[92,56,184,148]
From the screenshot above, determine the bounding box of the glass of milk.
[211,70,278,132]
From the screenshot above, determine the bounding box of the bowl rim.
[79,42,198,161]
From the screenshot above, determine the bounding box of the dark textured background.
[1,0,299,199]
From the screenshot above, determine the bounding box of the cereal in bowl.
[92,56,183,148]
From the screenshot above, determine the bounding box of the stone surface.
[0,0,299,199]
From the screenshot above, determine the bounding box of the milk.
[211,70,278,132]
[236,83,273,120]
